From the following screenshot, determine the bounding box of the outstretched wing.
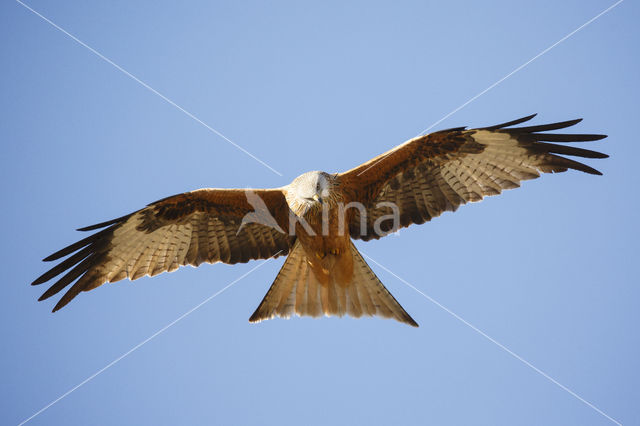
[339,114,607,241]
[33,188,293,311]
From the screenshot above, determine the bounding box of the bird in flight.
[32,114,607,327]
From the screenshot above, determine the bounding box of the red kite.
[32,115,607,327]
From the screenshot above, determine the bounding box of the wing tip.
[31,276,47,286]
[404,316,420,327]
[42,253,60,262]
[481,113,538,130]
[77,212,134,232]
[77,222,109,232]
[36,293,61,313]
[37,285,62,303]
[248,312,264,323]
[50,291,74,312]
[520,113,538,123]
[587,167,604,176]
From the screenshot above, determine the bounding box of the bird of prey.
[32,114,607,327]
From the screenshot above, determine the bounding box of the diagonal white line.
[15,0,283,177]
[18,253,280,426]
[356,0,623,178]
[416,0,624,136]
[361,251,622,426]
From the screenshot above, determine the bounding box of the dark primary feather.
[76,213,135,232]
[480,113,539,130]
[41,221,128,262]
[32,215,132,310]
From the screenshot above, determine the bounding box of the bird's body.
[285,171,352,286]
[32,115,608,327]
[250,170,418,325]
[294,201,353,288]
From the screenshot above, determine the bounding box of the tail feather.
[249,240,418,327]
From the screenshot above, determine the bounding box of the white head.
[285,171,334,215]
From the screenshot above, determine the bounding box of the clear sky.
[2,1,638,425]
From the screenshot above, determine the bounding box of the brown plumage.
[32,115,607,326]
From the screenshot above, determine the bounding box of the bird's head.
[285,171,335,215]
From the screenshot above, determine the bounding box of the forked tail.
[249,240,418,327]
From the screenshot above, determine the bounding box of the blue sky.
[2,1,638,425]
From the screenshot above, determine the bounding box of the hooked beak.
[312,194,323,204]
